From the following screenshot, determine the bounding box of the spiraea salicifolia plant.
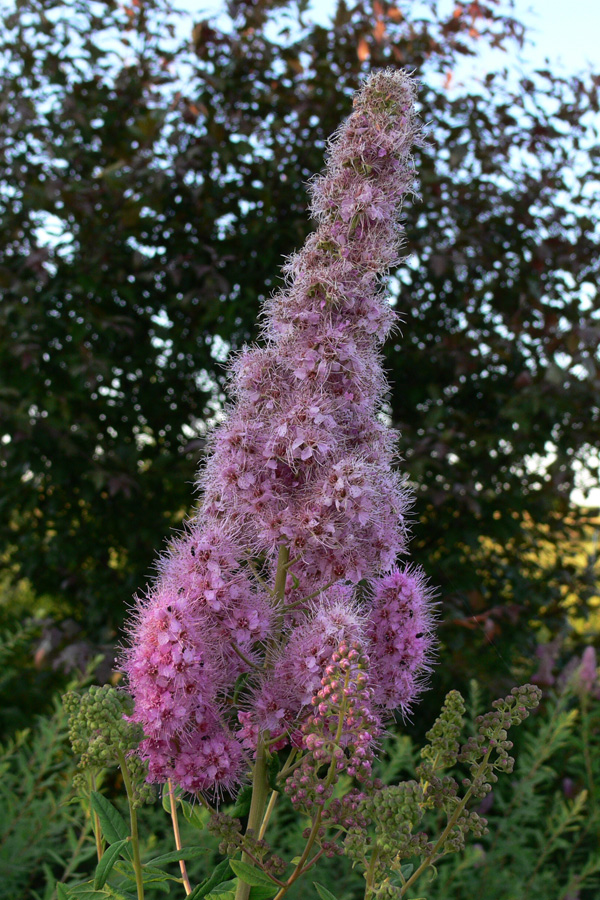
[124,71,434,810]
[59,70,541,900]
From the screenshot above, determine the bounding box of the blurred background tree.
[0,0,599,723]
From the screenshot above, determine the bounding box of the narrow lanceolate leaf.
[161,782,183,815]
[94,840,129,889]
[104,889,138,900]
[187,860,233,899]
[314,884,339,900]
[65,884,110,899]
[202,880,237,899]
[228,784,252,818]
[145,846,209,866]
[229,860,276,887]
[90,793,129,845]
[179,798,211,830]
[248,886,279,900]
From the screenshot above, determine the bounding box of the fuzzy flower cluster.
[123,70,436,796]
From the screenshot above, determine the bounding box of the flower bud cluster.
[418,689,465,778]
[64,686,141,765]
[206,814,286,875]
[321,787,376,854]
[206,811,243,856]
[458,684,541,793]
[341,684,540,894]
[442,808,489,854]
[63,685,153,806]
[285,642,379,814]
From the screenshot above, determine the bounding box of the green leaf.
[228,785,252,818]
[57,886,71,900]
[162,783,183,815]
[94,841,129,889]
[424,864,438,884]
[400,863,414,880]
[146,846,209,866]
[161,785,210,830]
[229,860,275,888]
[90,793,129,845]
[204,881,237,899]
[104,889,138,900]
[180,798,210,830]
[314,884,338,900]
[140,877,170,894]
[67,884,109,899]
[266,753,281,791]
[141,866,181,882]
[249,887,278,900]
[188,860,233,899]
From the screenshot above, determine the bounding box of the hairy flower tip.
[157,522,247,613]
[284,640,380,812]
[307,69,419,259]
[139,719,245,795]
[367,566,437,713]
[122,586,222,742]
[353,68,418,123]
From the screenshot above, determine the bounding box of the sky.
[520,0,599,71]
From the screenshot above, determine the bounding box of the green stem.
[117,750,144,900]
[244,555,277,596]
[282,579,338,611]
[264,544,291,669]
[258,789,279,841]
[235,545,290,900]
[399,750,493,897]
[272,674,350,900]
[231,641,261,670]
[296,831,343,877]
[274,545,290,601]
[364,847,380,900]
[235,738,271,900]
[90,772,104,862]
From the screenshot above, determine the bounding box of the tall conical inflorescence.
[122,69,436,795]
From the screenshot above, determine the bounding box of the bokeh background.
[0,0,599,896]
